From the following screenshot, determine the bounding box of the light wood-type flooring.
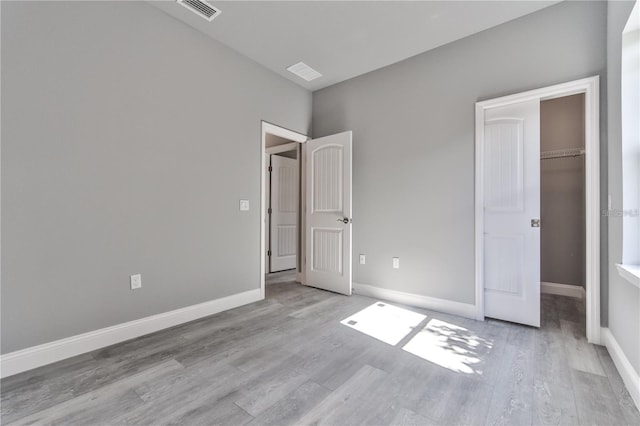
[2,272,639,425]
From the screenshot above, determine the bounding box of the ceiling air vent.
[177,0,221,22]
[286,62,322,82]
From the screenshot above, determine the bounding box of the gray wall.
[540,94,586,287]
[313,0,607,304]
[606,0,639,375]
[1,1,311,353]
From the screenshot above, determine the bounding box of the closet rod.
[540,148,585,160]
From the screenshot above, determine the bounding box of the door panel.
[484,100,540,327]
[484,119,524,212]
[312,146,343,212]
[305,131,352,295]
[484,234,524,294]
[270,154,298,272]
[312,228,343,274]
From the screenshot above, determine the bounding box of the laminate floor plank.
[177,299,285,343]
[571,369,628,426]
[0,354,97,423]
[166,391,254,426]
[173,313,293,367]
[132,357,239,404]
[540,294,562,331]
[388,407,436,426]
[297,364,389,425]
[555,295,586,324]
[595,345,640,426]
[2,280,637,426]
[484,326,536,426]
[560,319,606,376]
[233,356,311,416]
[413,368,494,425]
[248,381,330,426]
[7,360,183,426]
[532,321,579,425]
[117,359,249,425]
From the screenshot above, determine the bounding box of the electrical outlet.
[239,199,250,211]
[130,274,142,290]
[392,257,400,269]
[359,254,366,265]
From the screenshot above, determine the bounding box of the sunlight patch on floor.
[402,318,492,375]
[340,302,426,345]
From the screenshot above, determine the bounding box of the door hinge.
[268,207,272,214]
[267,250,272,257]
[268,166,273,172]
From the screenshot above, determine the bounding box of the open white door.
[269,154,298,272]
[305,131,352,295]
[483,100,541,327]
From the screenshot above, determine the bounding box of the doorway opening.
[540,94,587,333]
[260,123,354,299]
[266,138,299,275]
[260,122,308,298]
[475,76,601,344]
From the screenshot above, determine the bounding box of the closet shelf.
[540,148,585,160]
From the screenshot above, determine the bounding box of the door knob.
[337,217,352,224]
[531,219,540,228]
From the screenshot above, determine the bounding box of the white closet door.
[270,154,298,272]
[484,100,541,327]
[305,131,352,295]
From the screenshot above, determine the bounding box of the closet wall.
[540,94,586,288]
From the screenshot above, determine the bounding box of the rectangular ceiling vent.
[177,0,221,22]
[286,62,322,82]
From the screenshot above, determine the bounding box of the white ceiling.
[150,0,561,91]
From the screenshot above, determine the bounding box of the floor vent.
[177,0,221,22]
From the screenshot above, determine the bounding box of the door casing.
[475,76,600,344]
[261,122,308,299]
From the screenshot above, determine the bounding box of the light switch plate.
[240,199,250,211]
[130,274,142,290]
[359,254,366,265]
[392,257,400,269]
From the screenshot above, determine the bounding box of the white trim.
[475,76,601,344]
[353,282,477,320]
[0,289,261,379]
[616,264,640,289]
[474,101,485,321]
[601,327,640,412]
[541,282,586,299]
[265,142,299,156]
[260,122,308,299]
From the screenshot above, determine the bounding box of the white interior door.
[305,131,352,295]
[483,100,541,327]
[265,155,271,273]
[270,154,298,272]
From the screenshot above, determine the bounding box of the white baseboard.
[353,282,476,319]
[0,289,262,379]
[541,282,585,299]
[601,327,640,412]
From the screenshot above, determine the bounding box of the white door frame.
[265,142,302,274]
[261,121,308,299]
[475,76,601,344]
